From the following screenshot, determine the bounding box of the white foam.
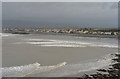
[28,39,56,42]
[25,39,118,48]
[0,33,15,37]
[1,62,40,77]
[29,54,114,77]
[90,44,118,48]
[59,41,91,45]
[41,45,86,47]
[1,62,66,77]
[25,40,87,48]
[26,42,55,45]
[1,54,115,77]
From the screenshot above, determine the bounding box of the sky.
[1,0,119,2]
[2,2,118,28]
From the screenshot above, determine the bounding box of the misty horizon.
[2,2,118,28]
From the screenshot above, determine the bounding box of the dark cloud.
[2,2,118,28]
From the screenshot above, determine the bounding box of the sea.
[0,33,118,77]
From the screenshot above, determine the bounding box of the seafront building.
[2,27,119,35]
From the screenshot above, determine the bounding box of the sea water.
[1,33,118,77]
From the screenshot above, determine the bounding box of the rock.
[81,74,91,79]
[97,69,107,72]
[112,63,120,69]
[112,59,119,62]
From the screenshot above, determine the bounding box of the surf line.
[20,62,40,77]
[22,62,67,77]
[96,54,114,70]
[21,56,112,77]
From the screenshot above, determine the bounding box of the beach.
[2,33,118,77]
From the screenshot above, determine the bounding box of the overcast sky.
[2,0,119,2]
[2,2,118,28]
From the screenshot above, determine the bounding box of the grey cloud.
[2,2,118,28]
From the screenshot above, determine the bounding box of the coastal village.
[2,27,119,35]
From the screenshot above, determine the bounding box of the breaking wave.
[29,54,115,77]
[1,63,40,77]
[0,33,15,37]
[24,39,118,48]
[1,54,115,77]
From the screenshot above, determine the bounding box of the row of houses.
[2,28,119,35]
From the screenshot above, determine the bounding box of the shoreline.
[21,32,118,38]
[77,53,120,79]
[1,53,120,78]
[2,32,118,38]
